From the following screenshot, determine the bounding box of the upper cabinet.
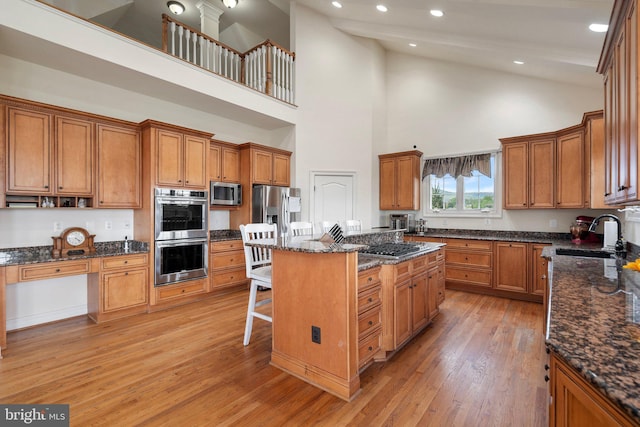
[7,107,53,195]
[248,145,291,186]
[210,140,240,183]
[379,150,422,210]
[598,0,639,205]
[500,113,603,209]
[96,123,142,209]
[152,125,209,190]
[56,116,94,196]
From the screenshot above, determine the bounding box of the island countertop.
[544,249,640,423]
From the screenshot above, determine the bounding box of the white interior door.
[311,173,355,228]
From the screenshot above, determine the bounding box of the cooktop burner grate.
[359,242,422,258]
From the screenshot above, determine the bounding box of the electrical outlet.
[53,222,63,232]
[105,221,113,230]
[311,326,321,344]
[123,222,131,230]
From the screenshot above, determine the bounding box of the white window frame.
[422,151,502,219]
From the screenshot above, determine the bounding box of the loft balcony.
[1,0,297,129]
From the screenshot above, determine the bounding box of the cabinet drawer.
[394,260,412,282]
[156,279,207,300]
[446,250,492,268]
[443,238,492,251]
[212,251,245,270]
[411,255,428,273]
[358,267,381,291]
[446,266,492,287]
[211,240,244,253]
[427,249,444,266]
[14,260,91,282]
[358,329,382,368]
[358,307,382,340]
[101,254,148,270]
[358,285,382,314]
[211,267,247,288]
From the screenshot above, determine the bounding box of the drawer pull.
[124,260,128,264]
[125,272,128,276]
[368,297,373,303]
[368,277,372,282]
[368,346,373,351]
[181,289,186,293]
[55,268,61,272]
[368,320,373,326]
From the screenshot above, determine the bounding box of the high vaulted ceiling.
[41,0,613,88]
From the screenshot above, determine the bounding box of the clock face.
[66,230,86,246]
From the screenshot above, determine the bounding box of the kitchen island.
[544,248,640,425]
[246,230,444,401]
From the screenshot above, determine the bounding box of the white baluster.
[170,22,176,55]
[198,35,204,67]
[178,25,184,59]
[192,32,198,65]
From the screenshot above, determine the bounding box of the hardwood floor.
[0,289,548,426]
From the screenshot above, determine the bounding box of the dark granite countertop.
[0,240,149,267]
[407,229,573,244]
[545,250,640,423]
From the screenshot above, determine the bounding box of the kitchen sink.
[555,248,616,259]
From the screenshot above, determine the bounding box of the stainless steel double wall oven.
[154,188,208,286]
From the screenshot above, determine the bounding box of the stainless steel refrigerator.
[252,185,302,237]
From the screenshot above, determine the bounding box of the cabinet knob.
[44,185,49,189]
[125,272,128,275]
[368,320,373,326]
[178,180,182,183]
[223,176,226,179]
[544,375,549,382]
[368,297,373,302]
[368,277,372,282]
[545,364,550,371]
[55,268,60,272]
[541,275,546,280]
[59,186,63,190]
[522,203,526,206]
[124,260,128,264]
[368,346,373,351]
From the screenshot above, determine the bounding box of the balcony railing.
[162,14,295,104]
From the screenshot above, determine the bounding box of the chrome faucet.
[588,214,625,255]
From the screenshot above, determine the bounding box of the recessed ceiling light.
[332,1,342,8]
[589,23,609,33]
[409,43,417,47]
[376,4,388,12]
[167,1,185,15]
[430,10,444,17]
[513,60,525,65]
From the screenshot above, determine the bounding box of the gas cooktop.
[359,242,423,259]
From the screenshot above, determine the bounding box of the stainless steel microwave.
[210,182,242,206]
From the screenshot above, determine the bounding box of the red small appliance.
[570,215,600,244]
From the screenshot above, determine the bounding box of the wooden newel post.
[265,41,273,96]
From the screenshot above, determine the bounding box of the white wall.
[292,5,386,229]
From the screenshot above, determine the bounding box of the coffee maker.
[390,214,415,232]
[570,215,600,244]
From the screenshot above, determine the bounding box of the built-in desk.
[0,241,149,357]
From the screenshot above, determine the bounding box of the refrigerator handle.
[281,190,289,237]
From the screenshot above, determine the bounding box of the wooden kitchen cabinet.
[357,267,382,370]
[494,241,528,294]
[7,107,53,195]
[209,140,240,183]
[96,123,142,208]
[556,130,586,208]
[443,238,493,290]
[155,127,208,189]
[55,116,94,196]
[247,145,291,186]
[598,0,639,205]
[378,252,436,359]
[87,253,149,323]
[549,351,637,427]
[427,247,446,305]
[209,239,248,292]
[379,150,422,210]
[531,243,550,297]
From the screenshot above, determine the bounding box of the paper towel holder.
[588,214,626,257]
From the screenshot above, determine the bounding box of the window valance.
[422,153,492,179]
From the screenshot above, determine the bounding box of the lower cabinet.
[210,239,249,292]
[549,352,637,427]
[153,278,209,307]
[444,238,493,289]
[377,252,439,360]
[494,241,528,294]
[357,267,382,370]
[88,253,149,322]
